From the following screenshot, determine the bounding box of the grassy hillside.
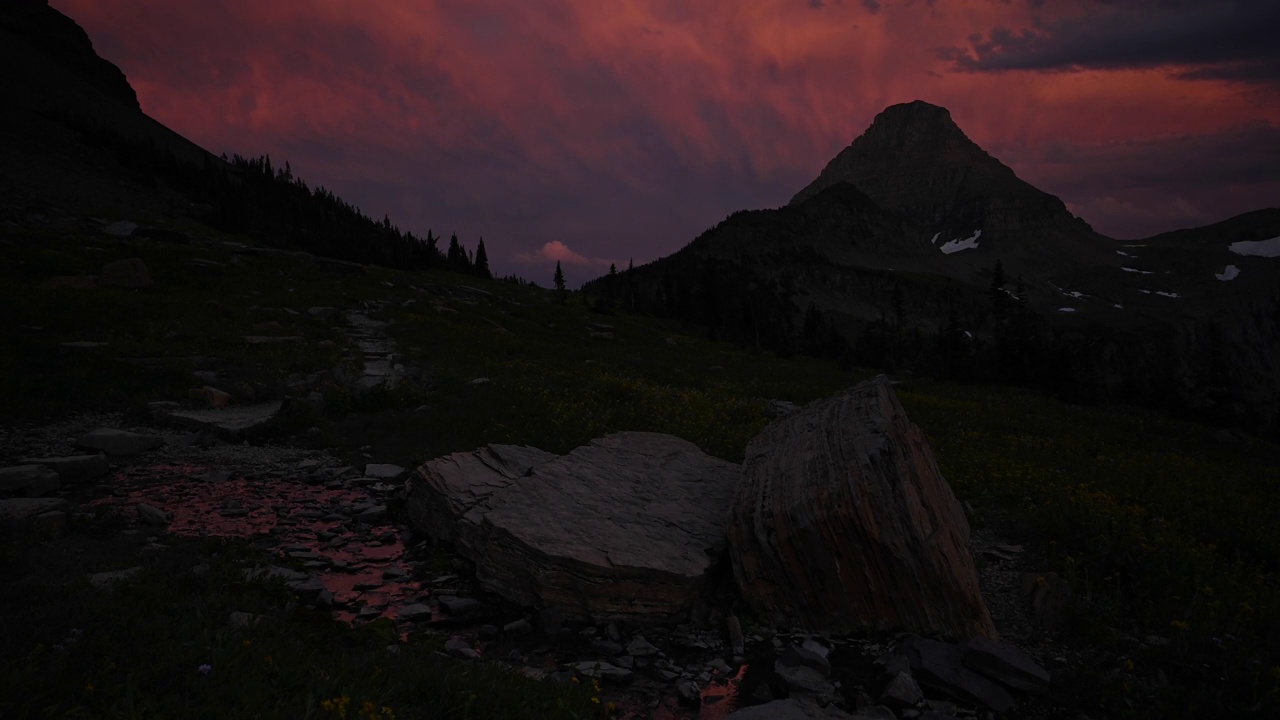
[2,214,1279,717]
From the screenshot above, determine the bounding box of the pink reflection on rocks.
[90,463,426,628]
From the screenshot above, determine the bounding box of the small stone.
[32,510,68,537]
[778,643,831,677]
[136,503,170,526]
[227,611,260,628]
[287,577,327,596]
[18,454,109,483]
[397,603,432,620]
[364,463,406,479]
[726,615,745,655]
[627,635,661,657]
[100,258,152,287]
[0,465,61,497]
[445,637,479,659]
[677,679,702,706]
[592,639,624,656]
[78,428,162,456]
[961,636,1050,694]
[504,618,534,634]
[102,221,138,237]
[437,596,480,615]
[88,566,143,588]
[569,661,634,683]
[881,671,924,707]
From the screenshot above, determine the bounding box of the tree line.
[62,110,495,279]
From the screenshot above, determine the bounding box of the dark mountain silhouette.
[595,101,1280,431]
[0,0,492,275]
[1,0,138,109]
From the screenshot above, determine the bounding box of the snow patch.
[1156,291,1180,298]
[1229,236,1280,257]
[1062,290,1087,299]
[939,230,981,255]
[1058,307,1076,313]
[1116,250,1131,257]
[1113,304,1124,309]
[1121,267,1153,274]
[929,232,940,245]
[1138,289,1152,294]
[1216,264,1240,281]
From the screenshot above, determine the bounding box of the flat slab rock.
[18,454,110,482]
[0,497,70,520]
[77,427,163,456]
[160,402,282,438]
[727,375,996,639]
[407,432,740,623]
[726,698,857,719]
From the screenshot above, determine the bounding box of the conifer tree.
[474,238,492,279]
[553,261,567,304]
[447,233,462,267]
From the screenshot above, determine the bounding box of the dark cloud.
[940,0,1280,83]
[1002,121,1280,238]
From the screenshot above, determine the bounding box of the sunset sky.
[52,0,1280,283]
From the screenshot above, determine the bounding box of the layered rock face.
[407,432,740,623]
[727,375,996,639]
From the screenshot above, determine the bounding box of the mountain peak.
[789,100,1004,211]
[864,101,960,140]
[788,101,1097,253]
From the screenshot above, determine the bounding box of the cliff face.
[0,0,139,109]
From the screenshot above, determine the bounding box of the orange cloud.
[515,240,611,268]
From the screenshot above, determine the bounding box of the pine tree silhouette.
[553,261,567,304]
[474,238,491,279]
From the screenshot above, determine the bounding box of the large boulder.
[727,375,996,639]
[406,432,740,623]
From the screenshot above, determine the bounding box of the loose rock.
[0,465,61,497]
[78,428,163,456]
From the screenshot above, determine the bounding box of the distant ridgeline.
[51,109,497,280]
[584,103,1280,434]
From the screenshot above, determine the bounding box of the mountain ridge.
[595,100,1280,430]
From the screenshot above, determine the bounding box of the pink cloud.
[515,240,611,268]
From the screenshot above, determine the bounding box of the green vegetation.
[2,219,1278,717]
[903,384,1280,715]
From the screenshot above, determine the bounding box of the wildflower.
[1170,620,1189,631]
[591,696,601,704]
[243,639,253,647]
[198,663,212,674]
[85,682,94,694]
